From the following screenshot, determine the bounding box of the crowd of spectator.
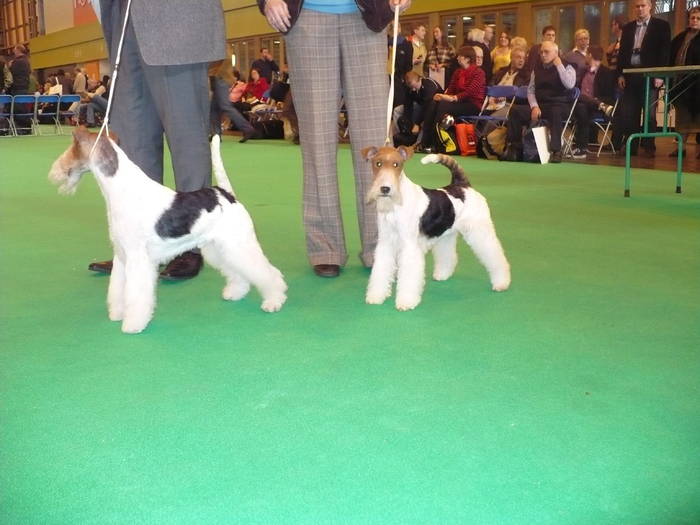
[391,0,700,163]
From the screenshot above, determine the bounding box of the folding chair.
[35,94,61,135]
[460,85,518,132]
[0,94,13,136]
[10,95,38,136]
[58,94,81,134]
[560,87,581,158]
[591,98,619,157]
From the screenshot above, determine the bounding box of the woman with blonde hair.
[491,31,512,74]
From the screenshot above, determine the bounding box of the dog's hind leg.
[458,218,510,292]
[215,237,287,313]
[121,251,158,334]
[202,242,251,301]
[395,241,426,311]
[107,253,125,321]
[431,233,459,281]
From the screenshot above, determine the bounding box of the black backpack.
[523,119,547,163]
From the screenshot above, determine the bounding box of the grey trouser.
[285,9,388,267]
[104,2,210,191]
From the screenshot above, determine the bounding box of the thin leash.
[90,0,132,157]
[384,6,401,146]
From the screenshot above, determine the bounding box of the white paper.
[532,126,550,164]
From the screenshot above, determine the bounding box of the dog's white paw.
[121,317,149,334]
[365,290,389,305]
[432,270,454,281]
[108,309,123,322]
[222,280,250,301]
[261,294,286,313]
[395,296,420,311]
[491,281,510,292]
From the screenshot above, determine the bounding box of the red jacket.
[245,77,269,101]
[446,65,485,108]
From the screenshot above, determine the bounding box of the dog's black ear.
[361,146,379,161]
[397,145,414,161]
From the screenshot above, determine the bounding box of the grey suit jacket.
[99,0,226,66]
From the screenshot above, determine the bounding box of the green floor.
[1,134,699,524]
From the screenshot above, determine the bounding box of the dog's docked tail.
[421,153,471,188]
[210,134,235,195]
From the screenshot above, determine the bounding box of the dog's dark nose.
[380,186,391,195]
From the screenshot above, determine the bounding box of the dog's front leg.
[395,241,425,311]
[121,252,158,334]
[366,237,397,305]
[107,254,125,321]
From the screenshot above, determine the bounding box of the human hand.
[653,78,663,89]
[531,106,541,121]
[618,76,625,90]
[411,124,419,134]
[264,0,291,32]
[552,55,562,67]
[389,0,411,13]
[433,93,443,101]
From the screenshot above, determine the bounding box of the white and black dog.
[362,145,510,311]
[49,128,287,333]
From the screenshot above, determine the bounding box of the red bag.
[455,122,477,156]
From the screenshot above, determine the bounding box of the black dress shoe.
[160,251,203,280]
[549,151,562,163]
[88,260,113,274]
[313,264,340,278]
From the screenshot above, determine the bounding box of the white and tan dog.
[362,146,510,311]
[49,128,287,333]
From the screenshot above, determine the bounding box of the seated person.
[229,69,247,106]
[209,60,260,142]
[502,41,576,163]
[76,81,108,127]
[393,71,443,144]
[481,46,530,136]
[419,45,485,152]
[234,67,270,114]
[570,45,617,159]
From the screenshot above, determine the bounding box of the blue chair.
[35,94,61,135]
[10,95,38,136]
[591,98,619,157]
[561,87,581,158]
[58,94,81,134]
[0,94,13,136]
[460,85,518,130]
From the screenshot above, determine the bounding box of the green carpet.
[1,134,699,524]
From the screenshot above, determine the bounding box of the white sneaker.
[571,147,587,159]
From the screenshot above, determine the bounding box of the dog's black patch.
[95,136,118,177]
[214,186,236,204]
[420,189,456,238]
[443,182,467,201]
[155,188,219,238]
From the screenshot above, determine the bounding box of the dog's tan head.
[362,145,413,210]
[48,127,119,195]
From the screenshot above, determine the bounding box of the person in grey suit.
[88,0,226,280]
[260,0,411,278]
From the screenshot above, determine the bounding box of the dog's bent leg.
[431,233,459,281]
[366,236,397,304]
[459,219,511,292]
[220,238,287,313]
[395,241,426,311]
[107,254,125,321]
[121,251,158,334]
[201,242,251,301]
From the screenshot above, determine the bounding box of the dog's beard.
[367,188,402,212]
[49,162,85,195]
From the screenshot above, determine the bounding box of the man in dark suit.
[613,0,671,156]
[88,0,226,279]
